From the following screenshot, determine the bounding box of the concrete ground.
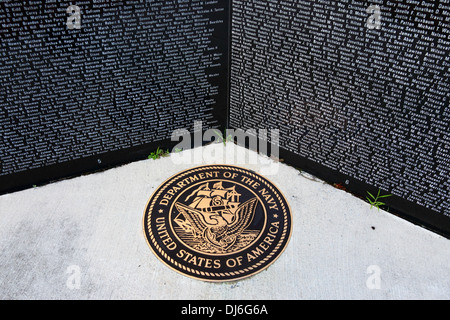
[0,143,449,300]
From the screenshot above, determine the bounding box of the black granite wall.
[0,0,229,192]
[229,0,449,236]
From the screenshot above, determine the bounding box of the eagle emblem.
[173,182,259,254]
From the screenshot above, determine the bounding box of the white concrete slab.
[0,143,449,299]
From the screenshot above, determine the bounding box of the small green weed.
[366,189,392,211]
[148,147,169,160]
[213,129,233,145]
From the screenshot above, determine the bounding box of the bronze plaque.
[143,165,292,282]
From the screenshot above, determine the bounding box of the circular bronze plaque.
[143,165,292,282]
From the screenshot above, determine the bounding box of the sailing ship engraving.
[173,181,260,254]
